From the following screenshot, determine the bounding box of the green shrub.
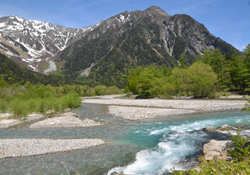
[0,83,120,118]
[173,132,250,175]
[38,99,48,114]
[64,93,82,109]
[228,131,250,161]
[10,99,29,118]
[0,99,8,113]
[173,159,250,175]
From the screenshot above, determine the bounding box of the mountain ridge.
[55,6,238,87]
[0,15,99,72]
[0,6,239,87]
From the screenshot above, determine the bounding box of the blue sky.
[0,0,249,51]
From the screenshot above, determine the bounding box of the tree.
[179,54,186,68]
[189,61,218,98]
[128,65,167,97]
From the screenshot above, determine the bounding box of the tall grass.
[0,85,82,118]
[0,83,123,118]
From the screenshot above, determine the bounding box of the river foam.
[108,112,250,175]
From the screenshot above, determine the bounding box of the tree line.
[127,44,250,98]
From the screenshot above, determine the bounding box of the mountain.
[55,6,239,87]
[0,6,239,87]
[0,52,64,85]
[0,15,100,72]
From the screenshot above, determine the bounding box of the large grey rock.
[203,139,231,161]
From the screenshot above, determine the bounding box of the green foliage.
[0,99,8,113]
[228,131,250,161]
[189,62,217,98]
[127,62,217,98]
[128,65,168,97]
[173,132,250,175]
[10,99,29,118]
[0,83,122,118]
[0,52,64,86]
[173,159,250,175]
[198,46,250,91]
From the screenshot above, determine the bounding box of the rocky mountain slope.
[0,6,239,87]
[56,6,238,86]
[0,15,99,72]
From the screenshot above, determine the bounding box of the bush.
[10,99,29,118]
[0,83,120,118]
[0,99,8,113]
[173,159,250,175]
[62,93,82,109]
[228,131,250,161]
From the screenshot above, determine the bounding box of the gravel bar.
[109,106,196,120]
[83,98,247,112]
[30,112,102,128]
[83,97,248,120]
[0,113,44,129]
[0,139,105,158]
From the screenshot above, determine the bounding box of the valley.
[0,3,250,175]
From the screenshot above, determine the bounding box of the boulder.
[203,140,231,161]
[202,126,217,132]
[218,124,238,131]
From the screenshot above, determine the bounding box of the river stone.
[202,126,217,132]
[218,124,238,131]
[203,140,231,161]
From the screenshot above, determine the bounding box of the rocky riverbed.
[0,139,105,158]
[30,112,102,128]
[0,113,44,129]
[0,95,248,161]
[83,95,248,120]
[201,124,250,161]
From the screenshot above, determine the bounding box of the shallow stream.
[0,102,250,175]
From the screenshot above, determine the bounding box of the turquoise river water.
[0,103,250,175]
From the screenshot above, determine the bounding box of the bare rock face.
[56,6,238,86]
[203,140,231,161]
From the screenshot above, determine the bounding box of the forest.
[1,44,250,118]
[127,44,250,98]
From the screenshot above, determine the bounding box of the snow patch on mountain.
[115,14,130,23]
[0,23,6,28]
[0,15,99,71]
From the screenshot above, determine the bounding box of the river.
[0,103,250,175]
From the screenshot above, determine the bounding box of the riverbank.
[0,113,44,129]
[0,96,250,174]
[0,139,105,158]
[83,95,248,120]
[30,112,103,128]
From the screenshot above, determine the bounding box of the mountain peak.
[145,6,170,17]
